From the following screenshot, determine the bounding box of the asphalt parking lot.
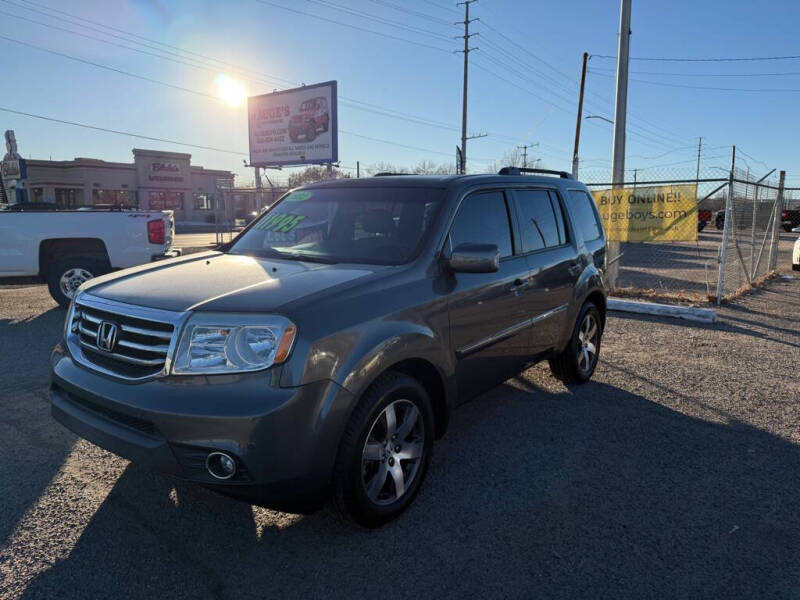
[1,277,799,599]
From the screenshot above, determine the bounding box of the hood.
[83,252,379,313]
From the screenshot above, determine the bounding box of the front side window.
[512,189,566,252]
[567,190,603,242]
[449,191,513,258]
[230,186,444,265]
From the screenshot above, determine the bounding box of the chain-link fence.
[580,149,787,304]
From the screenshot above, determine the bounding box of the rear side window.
[512,189,567,252]
[567,190,603,242]
[449,191,513,258]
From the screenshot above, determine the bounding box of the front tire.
[46,257,105,308]
[549,302,603,384]
[332,371,434,528]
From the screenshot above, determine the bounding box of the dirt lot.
[1,278,799,599]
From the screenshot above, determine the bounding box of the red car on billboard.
[288,97,330,143]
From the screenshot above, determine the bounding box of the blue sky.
[2,0,800,186]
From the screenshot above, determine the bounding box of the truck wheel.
[784,224,793,233]
[698,221,706,232]
[548,302,603,384]
[46,257,105,308]
[306,123,317,142]
[715,216,725,230]
[332,371,434,528]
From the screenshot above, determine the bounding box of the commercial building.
[1,133,240,224]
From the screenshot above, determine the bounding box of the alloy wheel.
[59,268,93,299]
[576,313,599,375]
[361,399,425,506]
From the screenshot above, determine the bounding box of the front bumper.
[50,344,354,510]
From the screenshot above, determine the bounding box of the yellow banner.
[591,184,698,242]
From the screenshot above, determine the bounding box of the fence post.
[716,146,736,304]
[768,170,785,271]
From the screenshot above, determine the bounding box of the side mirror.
[448,243,499,273]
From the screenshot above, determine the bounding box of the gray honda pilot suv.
[50,168,607,527]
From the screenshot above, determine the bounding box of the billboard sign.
[247,80,338,168]
[591,184,699,242]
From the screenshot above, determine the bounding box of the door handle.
[510,277,531,292]
[568,262,582,276]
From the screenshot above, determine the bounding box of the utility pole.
[517,143,538,169]
[608,0,632,289]
[572,52,589,178]
[254,165,263,213]
[356,161,360,178]
[457,0,478,175]
[695,136,702,187]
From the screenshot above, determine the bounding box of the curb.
[608,298,717,324]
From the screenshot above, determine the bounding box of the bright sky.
[2,0,800,186]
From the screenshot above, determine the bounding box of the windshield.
[229,186,444,265]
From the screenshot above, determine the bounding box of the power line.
[590,66,800,78]
[253,0,455,53]
[0,106,249,155]
[590,70,800,92]
[367,0,454,26]
[593,53,800,62]
[305,0,456,43]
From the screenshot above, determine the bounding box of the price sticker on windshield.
[256,212,306,233]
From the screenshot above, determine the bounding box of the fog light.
[206,452,237,480]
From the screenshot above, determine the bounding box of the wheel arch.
[39,238,110,277]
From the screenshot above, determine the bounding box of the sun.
[215,74,247,108]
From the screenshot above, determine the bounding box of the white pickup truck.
[0,205,180,307]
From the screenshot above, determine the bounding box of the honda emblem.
[96,321,119,352]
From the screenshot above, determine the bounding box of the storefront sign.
[248,80,338,167]
[591,184,698,242]
[1,160,20,180]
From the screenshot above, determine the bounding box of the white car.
[0,204,180,306]
[793,226,800,271]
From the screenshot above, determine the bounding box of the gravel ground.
[1,278,799,599]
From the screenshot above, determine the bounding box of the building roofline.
[132,148,192,159]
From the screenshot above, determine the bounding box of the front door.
[445,190,534,402]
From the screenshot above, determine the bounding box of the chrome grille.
[68,294,184,380]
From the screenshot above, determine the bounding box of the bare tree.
[287,166,349,188]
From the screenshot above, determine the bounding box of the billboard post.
[247,81,338,168]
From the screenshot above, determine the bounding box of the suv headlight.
[172,313,296,375]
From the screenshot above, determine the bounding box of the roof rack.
[498,167,573,179]
[373,172,411,177]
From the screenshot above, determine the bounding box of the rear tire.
[46,257,105,308]
[784,224,793,233]
[549,302,603,384]
[305,122,317,142]
[332,371,434,528]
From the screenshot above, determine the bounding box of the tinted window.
[449,191,513,258]
[513,189,566,252]
[230,187,443,265]
[567,190,603,242]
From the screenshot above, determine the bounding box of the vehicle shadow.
[0,307,74,545]
[18,378,800,599]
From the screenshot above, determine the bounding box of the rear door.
[509,187,579,353]
[446,189,535,401]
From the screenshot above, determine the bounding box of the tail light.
[148,219,165,244]
[782,211,788,220]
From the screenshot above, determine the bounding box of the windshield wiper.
[228,249,337,264]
